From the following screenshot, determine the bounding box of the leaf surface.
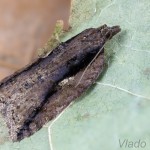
[1,0,150,149]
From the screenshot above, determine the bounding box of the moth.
[0,24,121,142]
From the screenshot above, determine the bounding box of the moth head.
[67,25,121,52]
[98,24,121,40]
[79,25,121,45]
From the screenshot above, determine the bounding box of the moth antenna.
[75,44,105,88]
[75,29,112,88]
[75,29,114,88]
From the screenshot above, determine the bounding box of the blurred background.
[0,0,70,80]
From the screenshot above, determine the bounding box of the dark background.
[0,0,70,80]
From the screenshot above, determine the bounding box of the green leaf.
[1,0,150,149]
[50,0,150,150]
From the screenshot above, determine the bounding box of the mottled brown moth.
[0,24,121,142]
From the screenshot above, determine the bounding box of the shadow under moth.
[0,24,121,142]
